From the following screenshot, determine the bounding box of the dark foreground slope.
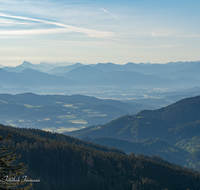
[1,125,200,190]
[81,137,189,167]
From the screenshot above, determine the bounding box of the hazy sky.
[0,0,200,66]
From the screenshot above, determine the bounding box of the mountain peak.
[21,61,35,67]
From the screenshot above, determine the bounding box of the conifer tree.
[0,134,32,190]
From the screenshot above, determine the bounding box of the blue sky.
[0,0,200,66]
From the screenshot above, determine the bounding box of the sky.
[0,0,200,66]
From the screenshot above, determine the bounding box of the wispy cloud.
[0,18,33,26]
[0,28,69,35]
[0,12,115,38]
[100,8,120,20]
[128,44,181,49]
[0,28,114,39]
[100,8,109,14]
[151,30,172,37]
[0,47,10,50]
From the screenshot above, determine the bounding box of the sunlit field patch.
[87,111,107,117]
[0,100,8,103]
[24,104,34,108]
[69,119,87,124]
[91,126,102,130]
[55,101,62,104]
[18,119,25,122]
[58,115,76,119]
[24,104,43,108]
[89,114,107,117]
[63,104,73,107]
[42,127,85,133]
[55,127,79,133]
[44,118,50,121]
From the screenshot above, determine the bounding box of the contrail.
[0,12,114,38]
[100,8,120,20]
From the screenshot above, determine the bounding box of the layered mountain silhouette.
[67,95,200,141]
[61,65,172,86]
[0,68,33,87]
[1,61,200,90]
[67,95,200,170]
[62,65,104,81]
[58,61,200,87]
[0,68,82,88]
[14,68,81,87]
[48,62,83,75]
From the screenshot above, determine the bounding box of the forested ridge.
[67,95,200,141]
[67,95,200,170]
[1,124,200,190]
[0,93,139,132]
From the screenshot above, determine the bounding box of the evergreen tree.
[0,134,32,190]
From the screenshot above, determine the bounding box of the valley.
[1,61,200,189]
[0,93,140,132]
[1,0,200,188]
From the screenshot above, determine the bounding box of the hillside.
[0,93,142,132]
[67,95,200,141]
[66,95,200,170]
[81,137,189,166]
[1,124,200,190]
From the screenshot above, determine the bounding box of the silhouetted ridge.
[0,124,200,190]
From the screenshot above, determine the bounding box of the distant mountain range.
[2,61,73,72]
[0,68,33,88]
[1,61,200,90]
[0,67,82,89]
[14,68,81,87]
[67,95,200,170]
[49,61,200,77]
[48,62,83,75]
[61,65,172,86]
